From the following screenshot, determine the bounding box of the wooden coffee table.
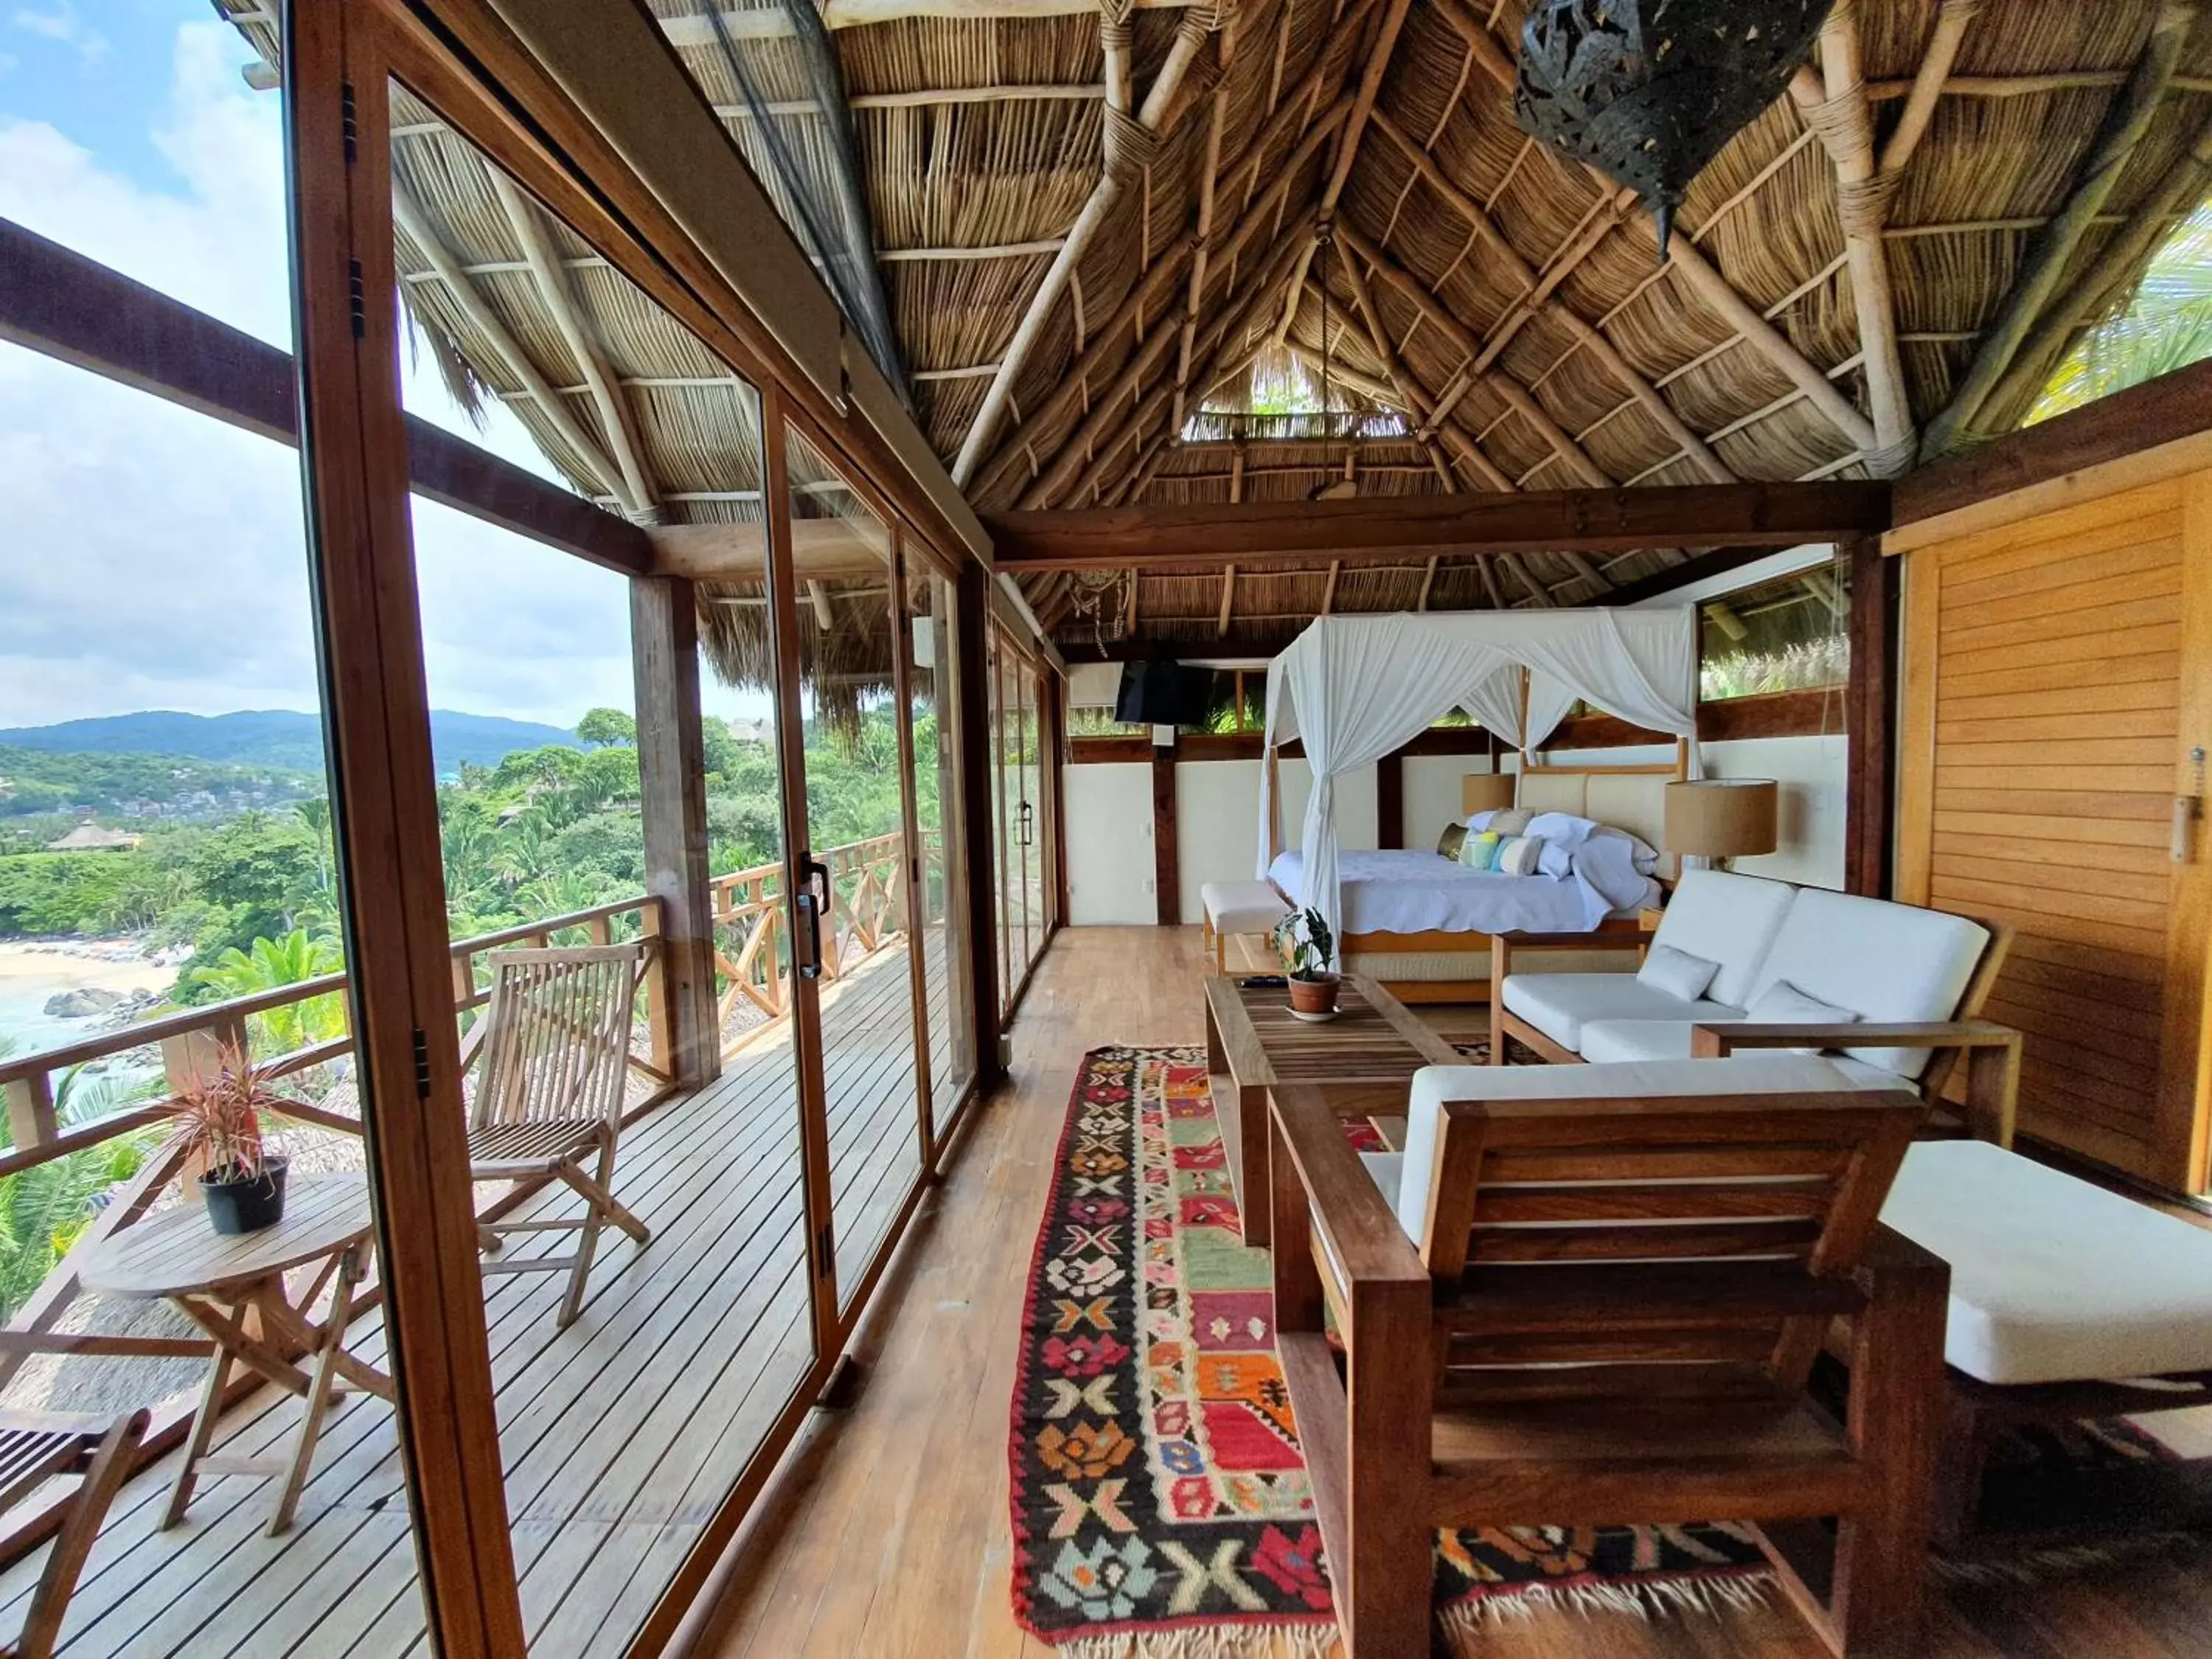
[1202,973,1461,1246]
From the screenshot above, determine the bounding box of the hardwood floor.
[689,926,2212,1659]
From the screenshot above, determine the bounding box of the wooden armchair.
[462,943,654,1326]
[1267,1060,1950,1658]
[1691,1017,2021,1147]
[0,1408,146,1658]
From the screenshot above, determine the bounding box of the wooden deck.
[0,933,946,1658]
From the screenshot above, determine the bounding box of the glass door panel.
[905,557,974,1128]
[386,91,818,1655]
[782,428,926,1312]
[1017,664,1041,974]
[989,630,1014,1020]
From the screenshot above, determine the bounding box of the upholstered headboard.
[1464,755,1688,879]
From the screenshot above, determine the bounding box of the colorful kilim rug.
[1009,1044,1775,1655]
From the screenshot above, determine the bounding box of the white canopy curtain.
[1258,609,1700,954]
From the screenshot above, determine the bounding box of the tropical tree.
[190,928,347,1056]
[2032,198,2212,422]
[576,707,637,748]
[0,1065,156,1321]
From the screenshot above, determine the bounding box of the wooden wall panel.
[1896,477,2211,1189]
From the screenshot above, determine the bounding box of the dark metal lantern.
[1514,0,1834,257]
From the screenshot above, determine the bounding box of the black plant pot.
[200,1157,288,1234]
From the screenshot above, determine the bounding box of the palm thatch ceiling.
[222,0,2212,663]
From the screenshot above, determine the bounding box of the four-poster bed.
[1256,611,1700,1000]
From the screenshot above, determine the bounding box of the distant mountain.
[0,710,581,778]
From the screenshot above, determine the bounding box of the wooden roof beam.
[950,4,1215,484]
[1327,236,1455,489]
[1267,0,1415,349]
[1923,1,2198,457]
[1170,2,1239,433]
[392,185,630,508]
[985,480,1891,570]
[972,72,1354,505]
[1878,0,1978,178]
[488,173,661,523]
[660,0,1200,45]
[0,215,649,573]
[1366,108,1731,485]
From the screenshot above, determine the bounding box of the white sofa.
[1495,869,1997,1102]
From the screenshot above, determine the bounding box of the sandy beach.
[0,939,177,1002]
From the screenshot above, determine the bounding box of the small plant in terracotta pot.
[1273,906,1340,1017]
[173,1049,291,1234]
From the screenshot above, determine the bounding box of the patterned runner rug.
[1008,1044,1773,1657]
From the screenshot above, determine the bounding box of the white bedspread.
[1267,841,1655,937]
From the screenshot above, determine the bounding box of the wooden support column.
[1044,667,1071,928]
[1845,535,1899,898]
[1376,750,1405,849]
[284,12,524,1655]
[956,560,1005,1079]
[1154,734,1180,927]
[630,575,719,1086]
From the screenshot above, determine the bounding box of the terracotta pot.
[1287,973,1340,1016]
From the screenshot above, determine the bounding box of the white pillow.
[1465,810,1496,832]
[1745,979,1863,1054]
[1590,824,1662,875]
[1537,838,1575,879]
[1638,942,1719,1002]
[1495,834,1546,876]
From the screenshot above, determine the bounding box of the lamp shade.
[1461,773,1516,816]
[1664,779,1778,859]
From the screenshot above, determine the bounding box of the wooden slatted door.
[1898,474,2212,1192]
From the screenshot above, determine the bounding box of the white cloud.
[0,19,650,731]
[11,4,105,63]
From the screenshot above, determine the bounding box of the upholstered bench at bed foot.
[1200,880,1291,973]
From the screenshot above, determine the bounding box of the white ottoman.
[1200,880,1290,973]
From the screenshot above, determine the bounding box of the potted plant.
[173,1050,290,1234]
[1273,906,1341,1018]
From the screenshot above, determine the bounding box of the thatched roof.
[223,1,2212,657]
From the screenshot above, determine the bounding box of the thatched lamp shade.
[1665,779,1778,866]
[1461,773,1517,816]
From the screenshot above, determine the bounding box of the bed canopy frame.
[1258,609,1700,951]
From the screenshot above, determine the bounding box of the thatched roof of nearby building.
[222,1,2212,660]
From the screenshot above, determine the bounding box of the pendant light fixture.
[1308,225,1357,502]
[1513,0,1834,257]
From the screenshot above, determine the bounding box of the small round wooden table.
[80,1175,392,1535]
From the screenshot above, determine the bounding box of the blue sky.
[0,3,760,731]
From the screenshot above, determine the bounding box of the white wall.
[1177,759,1261,925]
[1403,754,1505,854]
[1065,762,1155,924]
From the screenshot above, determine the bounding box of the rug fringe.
[1057,1624,1338,1659]
[1438,1570,1775,1642]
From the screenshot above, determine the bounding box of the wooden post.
[1153,732,1180,926]
[956,560,1005,1085]
[160,1014,248,1097]
[284,10,524,1655]
[1845,535,1899,898]
[1376,751,1404,850]
[1044,667,1071,931]
[631,574,720,1087]
[1,1074,56,1152]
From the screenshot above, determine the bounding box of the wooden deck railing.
[0,828,931,1398]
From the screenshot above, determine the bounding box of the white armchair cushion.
[1578,1022,1919,1093]
[1499,972,1740,1054]
[1751,889,1989,1080]
[1881,1140,2212,1384]
[1649,869,1797,1006]
[1638,943,1720,1003]
[1391,1055,1860,1243]
[1745,979,1863,1054]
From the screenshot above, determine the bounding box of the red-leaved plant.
[172,1048,288,1181]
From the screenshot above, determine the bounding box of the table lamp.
[1663,779,1778,871]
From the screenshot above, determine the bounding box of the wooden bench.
[1198,879,1290,973]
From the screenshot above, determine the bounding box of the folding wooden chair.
[0,1408,147,1658]
[463,943,653,1326]
[1269,1056,1950,1658]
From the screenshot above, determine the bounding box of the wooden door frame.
[285,8,525,1653]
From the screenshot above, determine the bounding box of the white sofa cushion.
[1638,943,1720,1002]
[1390,1055,1859,1242]
[1649,869,1798,1006]
[1579,1020,1910,1093]
[1500,973,1742,1054]
[1750,889,1989,1081]
[1879,1140,2212,1385]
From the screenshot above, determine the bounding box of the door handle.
[1019,799,1034,848]
[795,854,831,978]
[2177,748,2207,864]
